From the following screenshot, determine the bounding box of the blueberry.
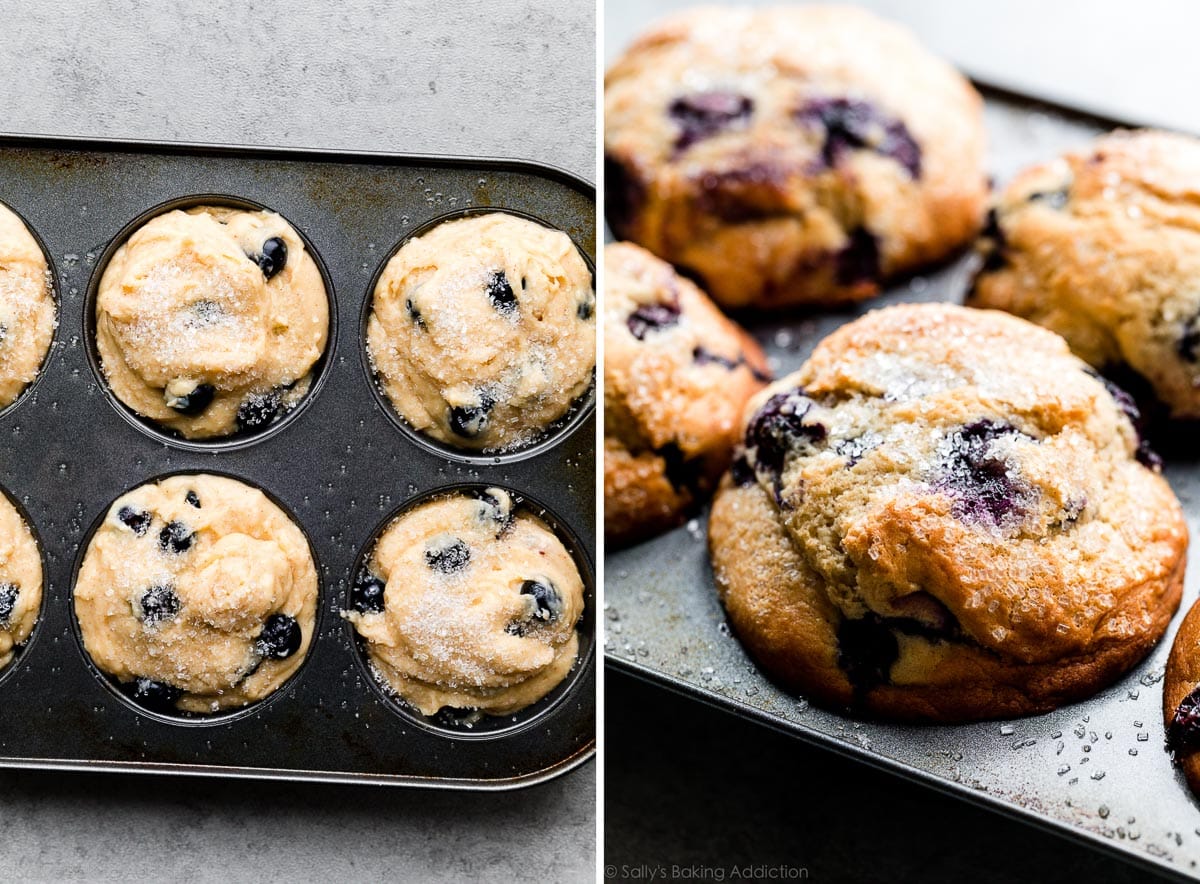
[478,488,514,534]
[626,302,681,340]
[577,292,595,321]
[191,299,222,324]
[486,270,518,315]
[694,348,770,382]
[604,153,645,238]
[255,613,301,659]
[425,537,470,573]
[1029,188,1070,209]
[123,676,183,712]
[249,236,288,280]
[837,615,898,694]
[0,323,7,346]
[835,228,880,286]
[236,389,282,432]
[977,208,1009,274]
[794,97,921,178]
[406,297,426,330]
[745,389,827,481]
[158,520,194,554]
[351,572,386,614]
[1170,684,1200,755]
[165,381,215,416]
[692,347,739,371]
[937,420,1032,525]
[1179,315,1200,363]
[730,453,756,487]
[1085,368,1162,470]
[185,490,201,508]
[448,393,495,439]
[657,442,702,495]
[669,91,754,152]
[138,584,180,624]
[117,506,152,536]
[0,583,17,625]
[522,579,563,624]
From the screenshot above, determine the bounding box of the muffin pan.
[0,134,595,788]
[605,91,1200,876]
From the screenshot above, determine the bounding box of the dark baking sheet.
[0,134,596,789]
[605,93,1200,877]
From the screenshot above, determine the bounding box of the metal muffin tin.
[0,133,595,788]
[605,92,1200,877]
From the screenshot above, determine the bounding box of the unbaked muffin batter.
[0,489,42,671]
[367,213,596,452]
[95,205,329,439]
[346,488,585,716]
[0,200,55,410]
[74,474,318,713]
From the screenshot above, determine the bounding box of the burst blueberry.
[626,302,680,340]
[837,615,898,694]
[937,420,1032,525]
[669,91,754,152]
[1170,684,1200,755]
[835,228,880,285]
[185,490,201,508]
[255,613,301,659]
[745,389,826,480]
[794,97,921,178]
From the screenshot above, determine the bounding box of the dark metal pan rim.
[358,204,597,466]
[0,130,597,192]
[0,196,63,424]
[0,740,596,791]
[345,480,596,742]
[64,466,329,728]
[80,192,341,454]
[0,479,50,694]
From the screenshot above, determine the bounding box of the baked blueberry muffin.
[605,5,987,309]
[1165,602,1200,796]
[0,488,42,672]
[0,200,55,411]
[367,212,596,453]
[969,129,1200,419]
[709,304,1186,722]
[74,474,319,714]
[345,488,585,716]
[95,205,329,440]
[605,242,769,545]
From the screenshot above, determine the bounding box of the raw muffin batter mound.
[74,474,319,714]
[0,490,43,671]
[0,200,56,410]
[346,488,585,716]
[95,205,329,439]
[366,212,596,452]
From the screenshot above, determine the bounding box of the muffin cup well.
[344,481,595,741]
[83,194,338,453]
[67,469,326,727]
[359,206,596,466]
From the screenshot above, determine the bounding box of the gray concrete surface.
[0,2,595,883]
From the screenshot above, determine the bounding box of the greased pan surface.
[0,134,595,789]
[605,92,1200,878]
